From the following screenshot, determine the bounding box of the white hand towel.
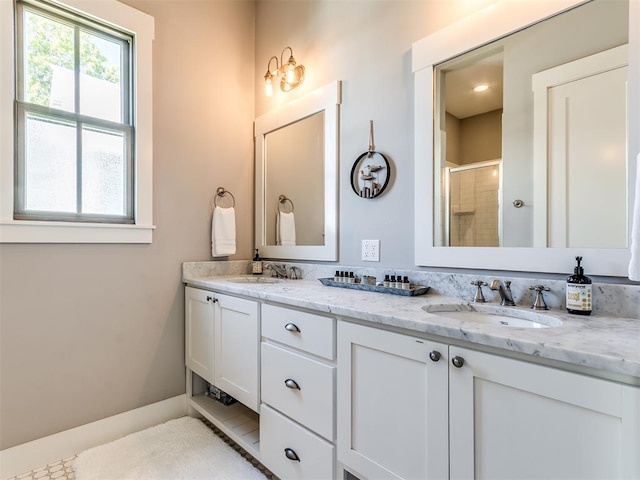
[212,206,236,257]
[276,211,296,246]
[629,153,640,280]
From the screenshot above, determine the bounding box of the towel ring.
[214,187,235,208]
[278,195,294,213]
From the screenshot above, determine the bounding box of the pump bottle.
[566,256,592,315]
[252,249,263,275]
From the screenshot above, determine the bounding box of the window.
[16,0,133,223]
[0,0,154,243]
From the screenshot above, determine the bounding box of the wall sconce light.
[264,47,306,96]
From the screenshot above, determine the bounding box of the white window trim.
[0,0,155,243]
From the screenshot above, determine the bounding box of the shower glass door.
[446,160,501,247]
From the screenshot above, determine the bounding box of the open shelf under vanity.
[187,369,260,458]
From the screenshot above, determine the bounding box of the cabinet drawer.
[262,304,335,360]
[261,343,335,441]
[260,404,335,480]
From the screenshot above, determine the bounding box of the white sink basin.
[422,303,562,329]
[227,276,281,284]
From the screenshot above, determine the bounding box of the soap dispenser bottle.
[566,256,592,315]
[252,249,263,275]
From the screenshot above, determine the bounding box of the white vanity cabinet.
[185,287,259,411]
[183,280,638,480]
[184,287,261,457]
[213,292,260,412]
[185,286,216,384]
[449,346,640,480]
[337,321,449,480]
[338,320,640,480]
[259,303,337,480]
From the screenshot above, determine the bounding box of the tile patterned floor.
[7,457,76,480]
[7,418,274,480]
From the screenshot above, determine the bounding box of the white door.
[532,44,628,248]
[184,286,215,384]
[214,293,260,412]
[337,321,449,480]
[449,346,640,479]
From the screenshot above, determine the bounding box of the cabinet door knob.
[429,351,441,362]
[284,378,301,390]
[206,296,213,302]
[284,323,300,333]
[284,448,300,462]
[452,356,465,368]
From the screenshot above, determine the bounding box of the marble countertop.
[183,274,640,383]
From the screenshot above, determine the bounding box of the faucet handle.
[529,285,550,310]
[288,266,302,280]
[471,280,488,303]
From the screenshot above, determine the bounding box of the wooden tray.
[318,278,430,296]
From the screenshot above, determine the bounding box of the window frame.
[0,0,154,243]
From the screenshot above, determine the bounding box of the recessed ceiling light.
[474,84,489,92]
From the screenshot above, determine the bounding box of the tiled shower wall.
[449,164,499,246]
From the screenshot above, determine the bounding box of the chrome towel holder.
[278,195,294,213]
[214,187,235,208]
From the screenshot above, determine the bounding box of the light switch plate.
[361,239,380,262]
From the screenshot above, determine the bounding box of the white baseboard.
[0,394,187,480]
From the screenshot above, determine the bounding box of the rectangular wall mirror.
[413,0,639,276]
[254,81,341,261]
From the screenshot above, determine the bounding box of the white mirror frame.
[413,0,639,276]
[255,81,341,261]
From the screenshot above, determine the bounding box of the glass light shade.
[279,64,305,92]
[286,64,296,84]
[264,74,273,96]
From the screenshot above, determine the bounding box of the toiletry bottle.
[349,272,355,284]
[402,276,410,290]
[252,249,263,275]
[383,275,390,287]
[334,271,340,282]
[566,256,592,315]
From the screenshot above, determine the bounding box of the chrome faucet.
[264,263,288,279]
[490,279,516,306]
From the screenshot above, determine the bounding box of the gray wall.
[0,0,255,449]
[255,0,491,268]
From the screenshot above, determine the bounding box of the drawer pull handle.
[284,448,300,462]
[429,351,441,362]
[452,356,465,368]
[284,323,300,333]
[284,378,301,390]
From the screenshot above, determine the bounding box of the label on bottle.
[252,261,262,274]
[566,283,592,311]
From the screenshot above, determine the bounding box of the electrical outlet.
[362,239,380,262]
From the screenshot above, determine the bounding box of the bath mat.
[72,416,266,480]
